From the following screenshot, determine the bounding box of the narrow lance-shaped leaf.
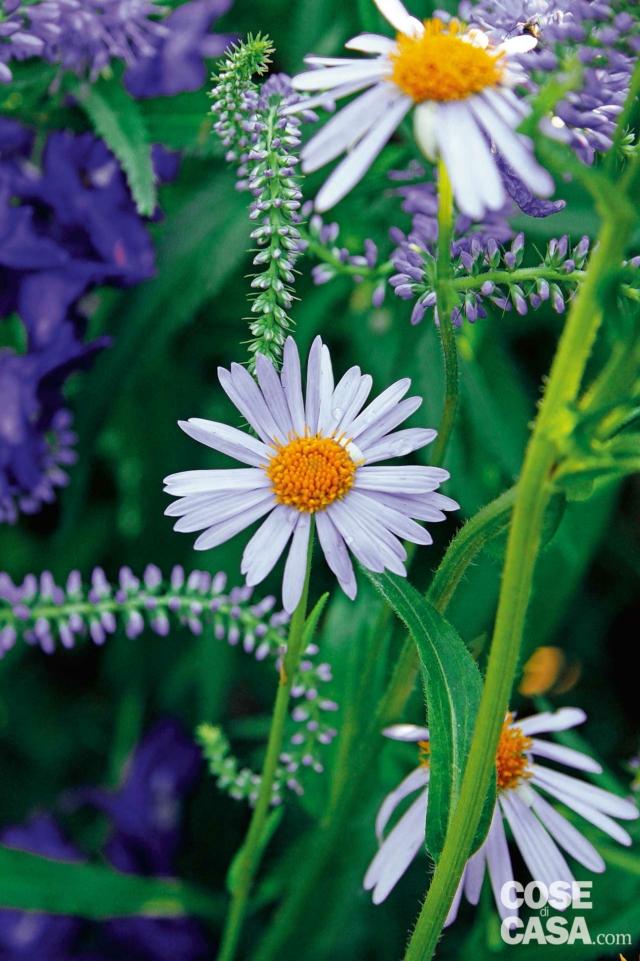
[364,570,495,862]
[74,77,157,217]
[0,845,223,921]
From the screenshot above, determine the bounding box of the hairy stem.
[217,529,314,961]
[402,168,638,961]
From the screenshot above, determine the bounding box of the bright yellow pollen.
[391,18,504,103]
[496,714,532,791]
[266,434,356,513]
[417,716,531,788]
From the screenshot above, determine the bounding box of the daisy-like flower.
[163,336,457,614]
[364,708,638,919]
[287,0,554,217]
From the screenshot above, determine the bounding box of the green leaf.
[302,592,330,648]
[226,808,284,895]
[363,571,493,862]
[0,845,223,921]
[75,78,156,216]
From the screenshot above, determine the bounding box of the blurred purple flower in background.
[0,814,84,958]
[0,118,160,524]
[459,0,637,163]
[125,0,234,97]
[0,721,209,960]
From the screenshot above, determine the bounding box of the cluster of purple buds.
[0,564,288,657]
[0,0,61,83]
[0,0,168,83]
[197,641,337,804]
[458,0,638,164]
[392,229,596,327]
[302,203,387,309]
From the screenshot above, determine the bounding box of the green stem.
[454,266,585,291]
[402,181,637,961]
[217,527,314,961]
[431,160,459,465]
[254,487,515,961]
[299,226,393,281]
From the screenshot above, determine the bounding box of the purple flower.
[125,0,234,98]
[0,815,83,958]
[43,0,168,80]
[460,0,636,163]
[78,719,202,876]
[0,1,61,84]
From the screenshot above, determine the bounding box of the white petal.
[468,95,554,196]
[305,336,323,432]
[481,86,526,127]
[383,724,430,742]
[413,101,439,163]
[375,766,429,840]
[500,791,575,896]
[484,807,517,922]
[281,337,306,436]
[349,490,432,545]
[373,0,423,37]
[217,363,282,444]
[174,490,251,532]
[464,845,487,905]
[346,377,411,439]
[302,84,397,174]
[292,60,390,92]
[518,708,587,737]
[354,465,449,494]
[193,494,275,550]
[345,33,397,54]
[355,396,423,450]
[328,498,405,575]
[282,513,312,613]
[163,468,268,495]
[530,765,639,820]
[316,344,336,434]
[361,427,436,464]
[364,790,427,903]
[323,365,364,436]
[315,95,412,212]
[436,101,505,217]
[532,784,633,846]
[178,419,270,467]
[241,504,298,586]
[255,354,294,440]
[283,78,381,114]
[335,373,373,434]
[315,510,357,599]
[499,34,538,55]
[528,788,605,873]
[530,738,603,774]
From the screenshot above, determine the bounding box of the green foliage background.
[1,1,639,958]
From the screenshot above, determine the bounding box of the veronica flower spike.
[288,0,554,217]
[365,709,638,917]
[164,336,457,613]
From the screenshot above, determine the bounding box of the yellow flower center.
[416,714,531,790]
[266,434,356,513]
[496,714,532,791]
[390,18,504,103]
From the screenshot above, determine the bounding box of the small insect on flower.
[364,709,638,917]
[163,336,457,613]
[285,0,554,218]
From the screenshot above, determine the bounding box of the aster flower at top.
[286,0,554,218]
[364,708,638,921]
[164,336,457,613]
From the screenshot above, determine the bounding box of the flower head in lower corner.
[164,336,457,613]
[365,708,638,919]
[286,0,554,217]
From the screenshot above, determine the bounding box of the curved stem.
[454,266,585,291]
[217,528,314,961]
[431,160,459,465]
[403,199,637,961]
[254,487,515,961]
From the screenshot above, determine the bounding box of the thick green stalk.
[217,528,314,961]
[254,487,515,961]
[431,159,459,465]
[402,180,637,961]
